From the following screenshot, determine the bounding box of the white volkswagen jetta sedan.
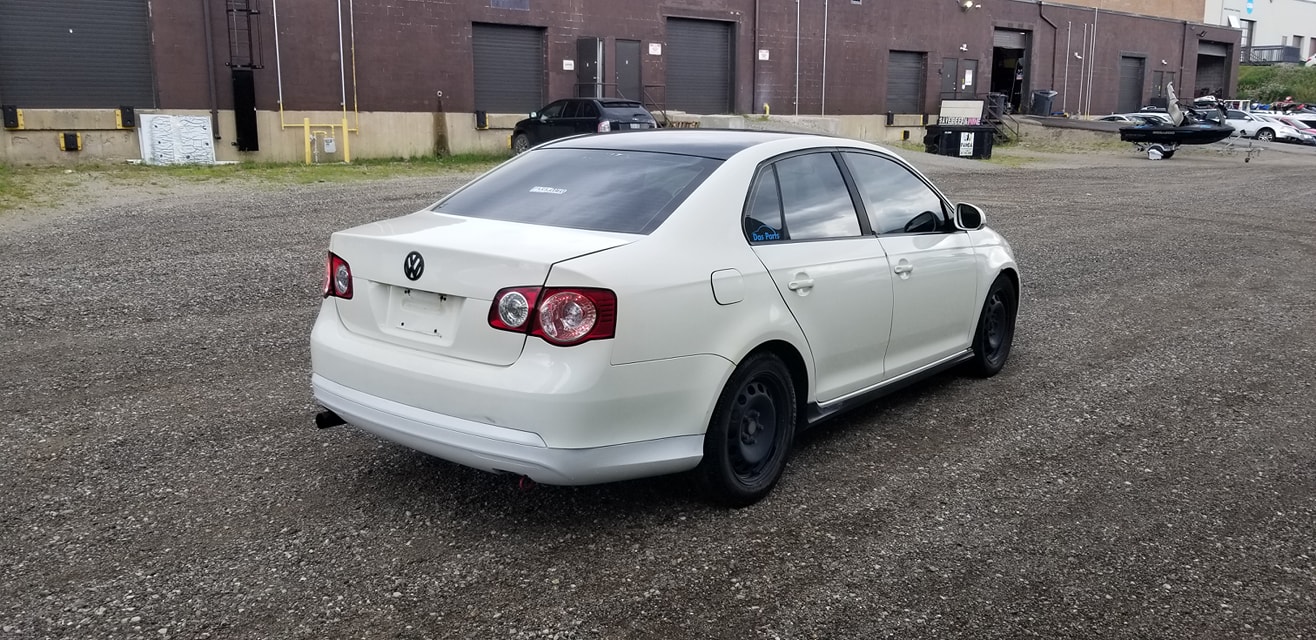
[311,129,1019,506]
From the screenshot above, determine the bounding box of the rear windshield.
[432,148,720,234]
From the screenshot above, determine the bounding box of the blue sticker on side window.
[751,225,781,242]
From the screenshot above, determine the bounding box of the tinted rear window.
[432,148,720,234]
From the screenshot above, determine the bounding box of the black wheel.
[511,133,531,154]
[967,275,1018,377]
[697,352,797,507]
[1256,128,1274,142]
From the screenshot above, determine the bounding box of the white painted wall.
[1209,0,1316,56]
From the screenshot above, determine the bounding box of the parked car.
[310,130,1020,506]
[1260,114,1316,145]
[510,98,658,154]
[1223,109,1295,141]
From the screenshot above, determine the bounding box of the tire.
[1256,128,1275,142]
[967,274,1018,377]
[511,133,531,154]
[696,352,797,507]
[1161,149,1175,159]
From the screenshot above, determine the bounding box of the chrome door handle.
[893,264,914,275]
[787,278,814,291]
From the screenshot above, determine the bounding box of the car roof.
[540,129,835,160]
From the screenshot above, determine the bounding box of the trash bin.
[923,124,995,159]
[986,92,1009,120]
[1030,90,1059,116]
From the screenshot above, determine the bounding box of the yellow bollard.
[763,103,770,116]
[303,118,312,165]
[341,116,351,163]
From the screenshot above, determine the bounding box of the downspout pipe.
[201,0,220,139]
[1088,8,1097,116]
[1037,1,1059,91]
[822,0,829,115]
[336,0,347,116]
[794,0,800,116]
[753,0,760,113]
[273,0,286,123]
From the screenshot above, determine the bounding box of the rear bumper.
[310,300,733,484]
[313,374,704,485]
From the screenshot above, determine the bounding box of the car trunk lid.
[329,211,635,365]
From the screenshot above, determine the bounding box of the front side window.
[841,151,948,235]
[540,101,566,118]
[433,148,720,234]
[772,153,862,240]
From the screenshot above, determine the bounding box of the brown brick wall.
[149,0,1237,118]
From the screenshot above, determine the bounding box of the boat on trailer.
[1118,82,1234,159]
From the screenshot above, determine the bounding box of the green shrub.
[1238,65,1316,104]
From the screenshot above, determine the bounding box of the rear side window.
[772,153,861,240]
[745,167,786,242]
[432,148,720,234]
[577,101,599,118]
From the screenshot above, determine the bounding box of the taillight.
[323,251,353,299]
[489,286,616,346]
[488,286,540,331]
[597,120,612,132]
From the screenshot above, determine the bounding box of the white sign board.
[649,42,662,55]
[939,99,985,126]
[137,114,216,165]
[562,59,575,71]
[959,132,975,156]
[758,49,770,61]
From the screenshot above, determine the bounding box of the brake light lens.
[323,252,353,299]
[597,120,612,132]
[489,286,616,345]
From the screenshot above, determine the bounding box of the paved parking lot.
[2,144,1313,639]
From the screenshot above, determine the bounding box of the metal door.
[887,52,927,114]
[666,18,733,114]
[1195,52,1226,98]
[941,58,959,98]
[472,23,545,114]
[961,59,979,96]
[615,39,642,101]
[576,37,602,98]
[0,0,155,107]
[1118,56,1146,113]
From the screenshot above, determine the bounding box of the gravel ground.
[2,143,1313,640]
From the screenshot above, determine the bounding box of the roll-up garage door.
[1118,56,1146,113]
[993,30,1028,50]
[472,23,545,114]
[1195,54,1226,98]
[666,18,733,114]
[886,51,926,114]
[0,0,155,108]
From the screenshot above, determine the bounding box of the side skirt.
[803,349,975,427]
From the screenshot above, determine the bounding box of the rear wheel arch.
[743,340,810,420]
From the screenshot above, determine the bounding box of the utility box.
[923,124,995,159]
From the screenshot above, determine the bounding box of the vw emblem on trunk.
[403,251,425,281]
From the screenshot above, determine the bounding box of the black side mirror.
[956,203,986,230]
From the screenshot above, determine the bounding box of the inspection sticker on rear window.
[529,186,567,195]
